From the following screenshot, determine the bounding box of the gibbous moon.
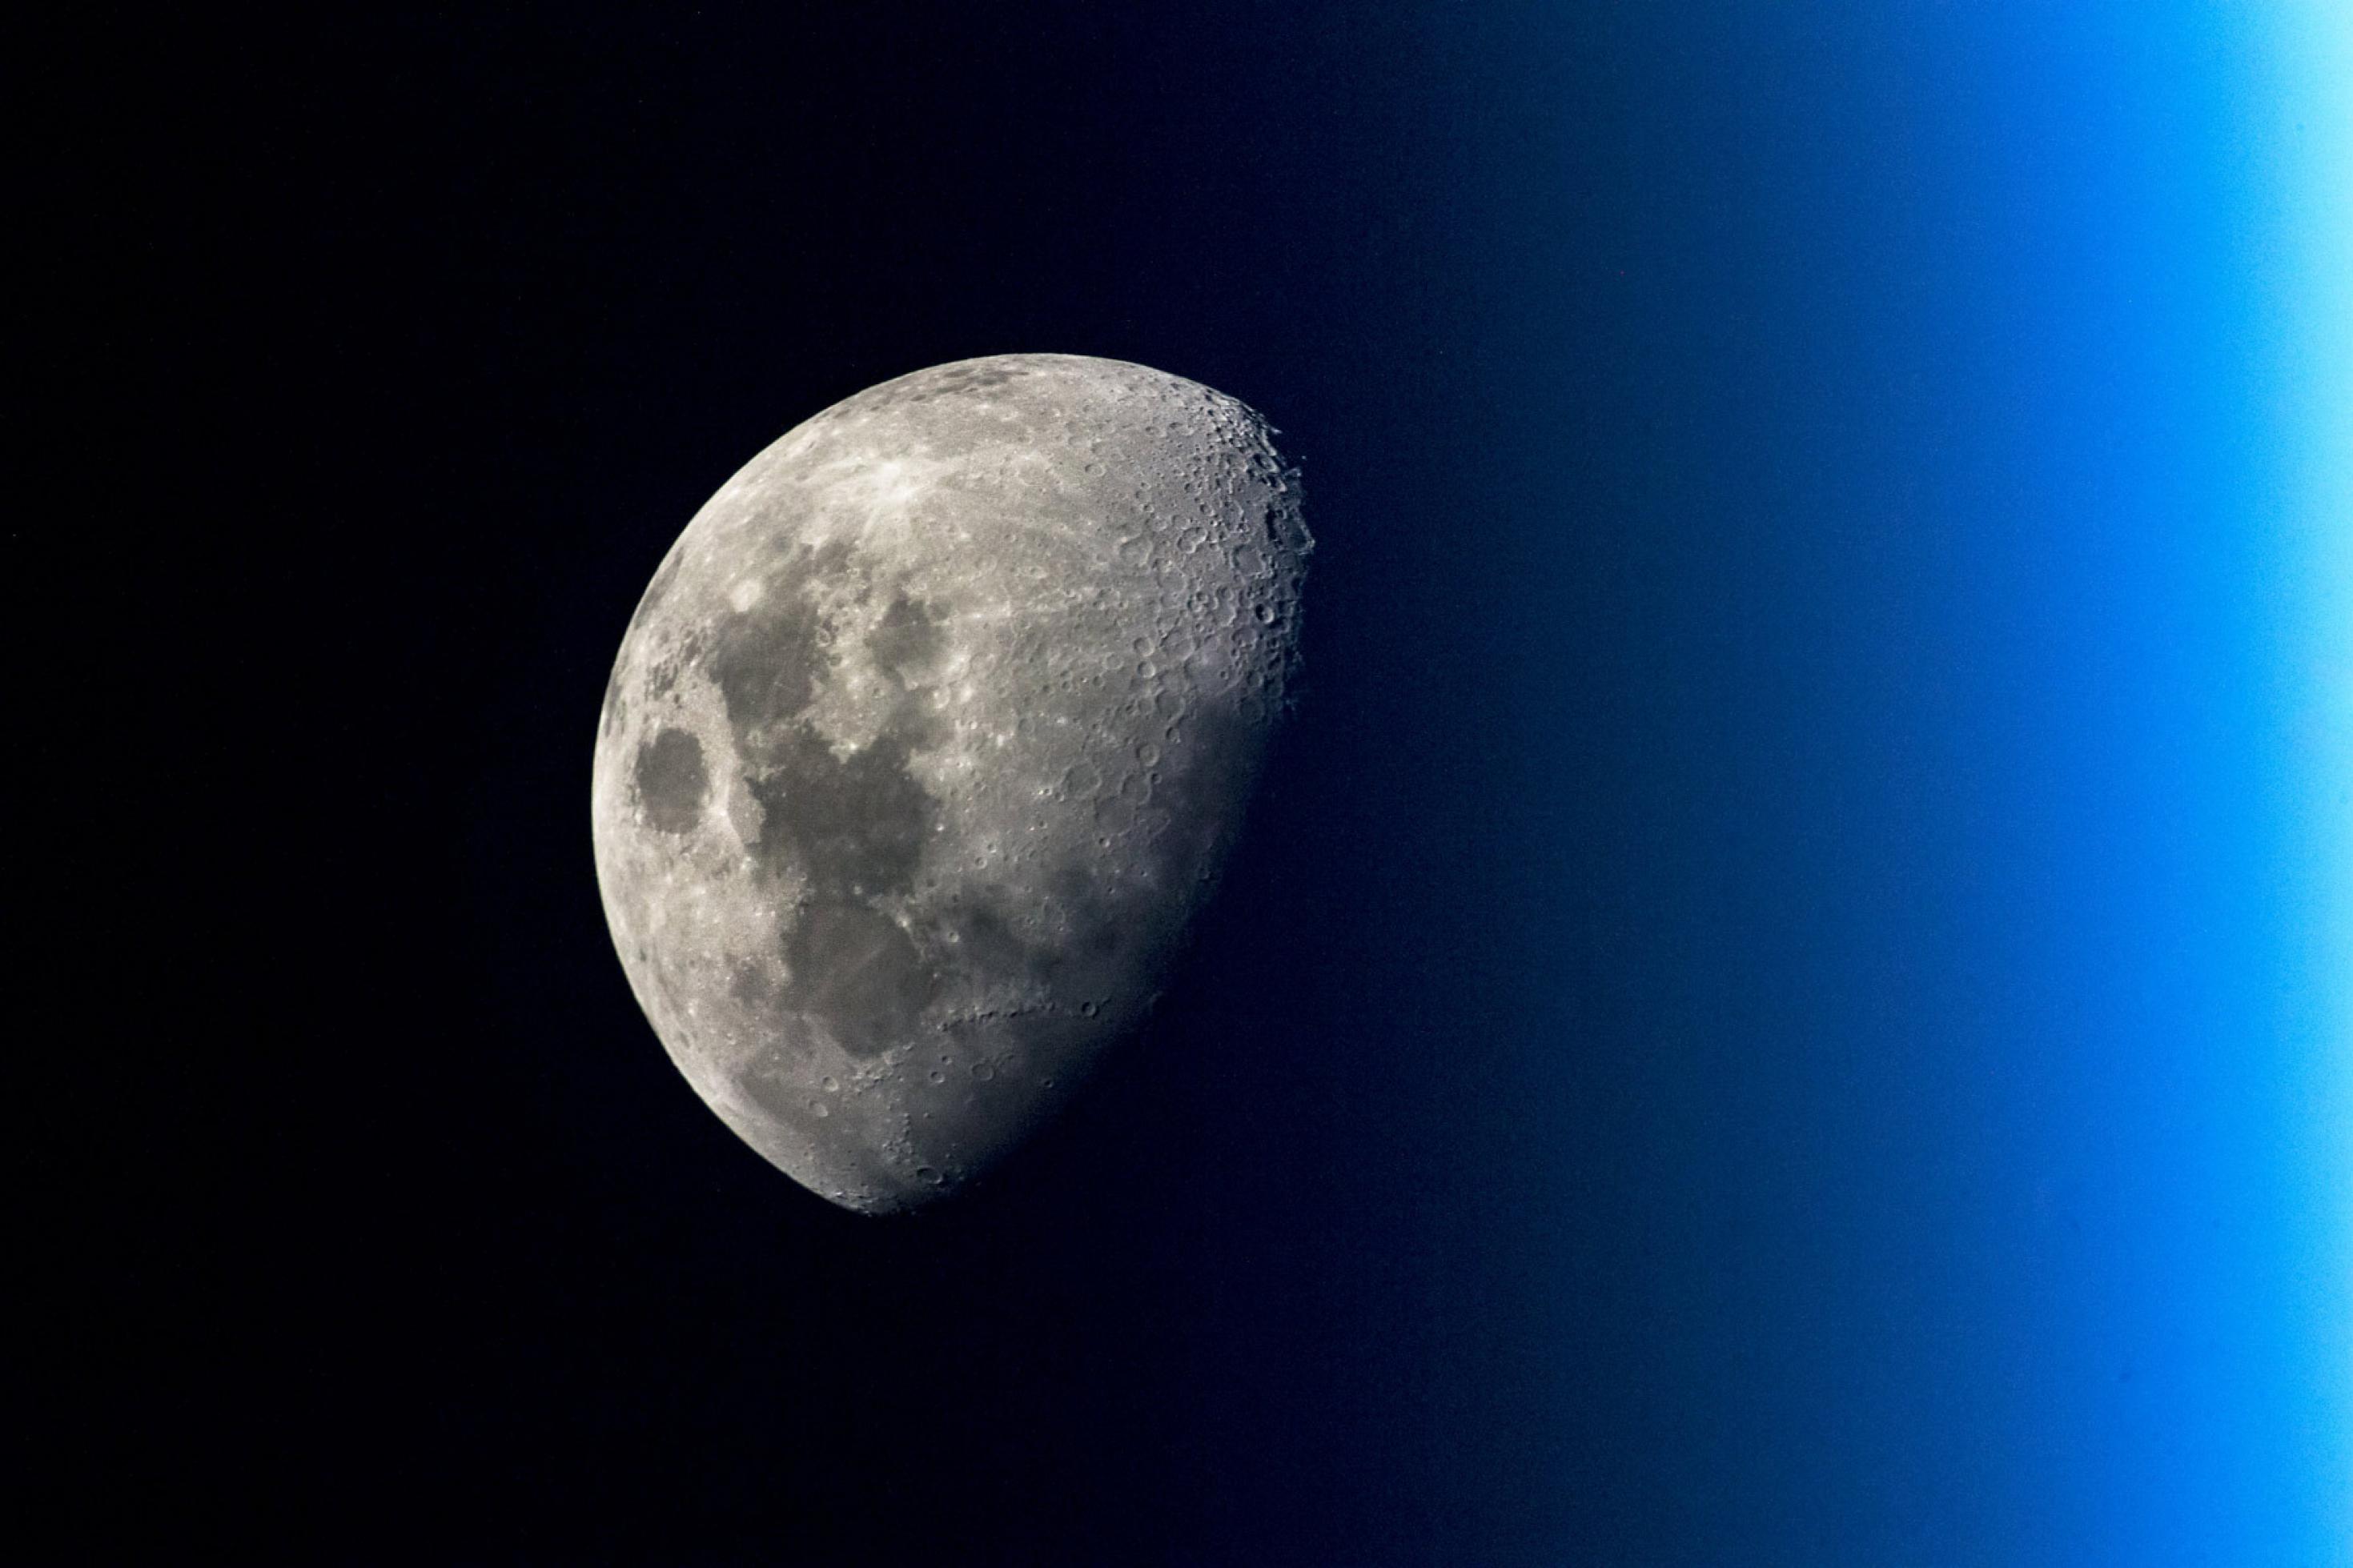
[591,355,1310,1213]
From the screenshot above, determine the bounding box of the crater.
[877,361,1030,407]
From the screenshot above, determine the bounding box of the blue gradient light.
[1431,2,2352,1560]
[2257,3,2353,1550]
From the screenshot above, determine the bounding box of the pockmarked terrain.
[592,355,1310,1213]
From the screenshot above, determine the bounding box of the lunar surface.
[591,355,1310,1213]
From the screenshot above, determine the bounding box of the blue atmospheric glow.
[2259,1,2353,1550]
[1440,2,2351,1559]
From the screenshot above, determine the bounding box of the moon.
[590,355,1311,1213]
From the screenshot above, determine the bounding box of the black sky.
[38,7,1553,1562]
